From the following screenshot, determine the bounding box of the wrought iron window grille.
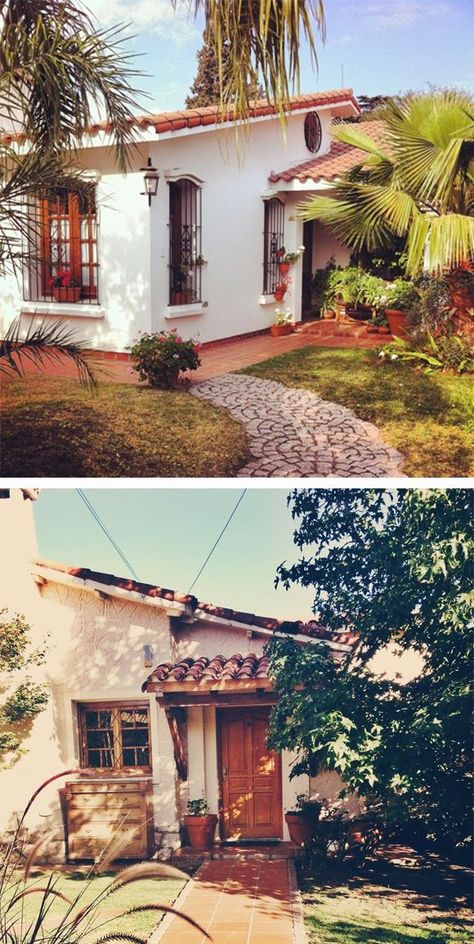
[169,178,203,305]
[263,197,285,294]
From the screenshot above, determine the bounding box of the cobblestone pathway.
[192,373,404,477]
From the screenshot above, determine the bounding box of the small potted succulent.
[183,798,218,849]
[270,308,293,337]
[384,279,419,338]
[50,270,81,303]
[285,793,322,846]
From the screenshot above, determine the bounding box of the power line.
[187,489,247,595]
[76,489,140,581]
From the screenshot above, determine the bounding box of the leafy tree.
[186,32,264,107]
[0,609,48,765]
[267,489,473,848]
[299,91,474,275]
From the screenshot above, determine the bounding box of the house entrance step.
[171,841,299,871]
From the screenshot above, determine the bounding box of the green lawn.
[0,376,248,477]
[8,870,186,942]
[302,859,473,944]
[242,347,474,477]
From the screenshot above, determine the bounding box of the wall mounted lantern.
[143,644,154,667]
[140,157,159,206]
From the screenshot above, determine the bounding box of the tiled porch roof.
[269,119,386,184]
[146,653,270,687]
[34,560,358,647]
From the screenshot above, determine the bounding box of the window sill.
[164,303,206,319]
[258,294,277,306]
[21,303,105,319]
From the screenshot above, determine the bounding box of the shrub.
[187,797,208,816]
[129,330,201,388]
[380,333,474,374]
[384,278,420,311]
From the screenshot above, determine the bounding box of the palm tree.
[191,1,326,116]
[298,91,474,276]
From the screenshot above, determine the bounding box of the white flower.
[390,354,399,360]
[378,351,386,358]
[298,245,305,251]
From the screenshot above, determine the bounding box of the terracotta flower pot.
[366,325,379,334]
[322,310,336,320]
[270,323,293,337]
[385,308,409,339]
[52,286,81,303]
[184,814,218,849]
[285,812,314,847]
[279,262,290,275]
[378,326,391,335]
[274,289,287,302]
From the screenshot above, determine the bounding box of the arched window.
[262,197,285,293]
[169,178,202,304]
[304,111,322,153]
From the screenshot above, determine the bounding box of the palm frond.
[188,1,326,118]
[421,212,474,276]
[0,317,97,387]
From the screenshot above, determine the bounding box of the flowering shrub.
[49,269,78,288]
[129,330,201,388]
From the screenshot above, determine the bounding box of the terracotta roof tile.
[34,560,358,648]
[146,653,270,687]
[269,119,386,183]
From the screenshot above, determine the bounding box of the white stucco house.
[0,90,359,352]
[0,488,360,862]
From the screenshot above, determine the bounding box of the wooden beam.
[164,707,188,781]
[159,692,278,708]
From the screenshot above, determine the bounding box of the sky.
[34,487,320,621]
[83,0,474,111]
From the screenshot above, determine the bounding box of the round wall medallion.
[304,111,322,153]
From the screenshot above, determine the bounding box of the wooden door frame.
[301,219,314,320]
[216,705,283,841]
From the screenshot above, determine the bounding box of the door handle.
[222,766,227,781]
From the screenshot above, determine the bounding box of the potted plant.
[274,283,288,302]
[50,270,81,303]
[183,798,218,849]
[129,329,201,388]
[285,793,321,846]
[170,266,195,305]
[277,246,305,275]
[384,279,419,338]
[270,308,293,337]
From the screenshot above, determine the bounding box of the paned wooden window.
[23,185,99,303]
[79,703,151,772]
[169,178,202,305]
[263,197,285,293]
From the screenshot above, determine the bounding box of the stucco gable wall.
[173,621,267,661]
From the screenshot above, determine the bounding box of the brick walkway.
[192,373,404,477]
[150,858,300,944]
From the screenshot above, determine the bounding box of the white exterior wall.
[0,109,337,350]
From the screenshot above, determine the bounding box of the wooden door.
[218,708,282,840]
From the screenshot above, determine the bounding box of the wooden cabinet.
[64,780,153,861]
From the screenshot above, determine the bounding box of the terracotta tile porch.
[150,856,301,944]
[4,322,384,386]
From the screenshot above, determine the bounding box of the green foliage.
[3,682,49,722]
[381,334,474,374]
[299,90,474,275]
[0,610,49,763]
[129,331,201,389]
[384,279,420,311]
[267,489,473,847]
[186,32,263,107]
[187,798,208,816]
[0,317,97,388]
